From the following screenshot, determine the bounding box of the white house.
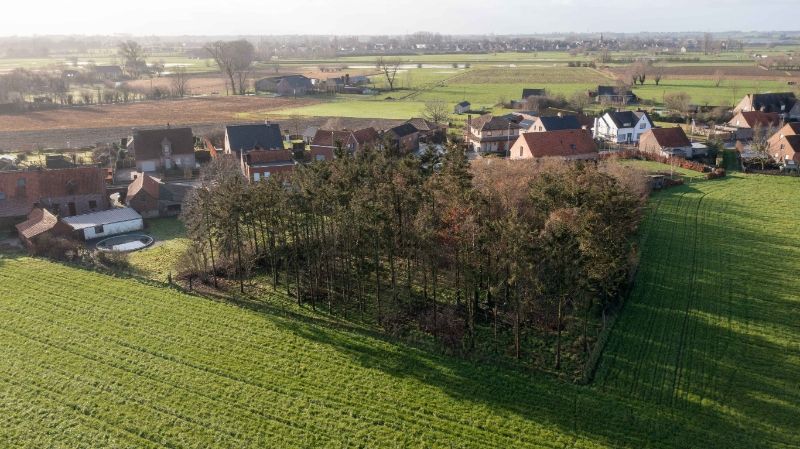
[61,207,143,241]
[454,101,471,114]
[593,111,654,144]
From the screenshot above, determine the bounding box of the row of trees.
[180,147,646,372]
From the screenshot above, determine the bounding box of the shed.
[61,207,143,241]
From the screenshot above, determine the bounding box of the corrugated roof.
[62,207,142,230]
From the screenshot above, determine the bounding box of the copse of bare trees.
[205,39,255,95]
[118,40,148,79]
[180,146,645,374]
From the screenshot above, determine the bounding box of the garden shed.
[61,207,143,241]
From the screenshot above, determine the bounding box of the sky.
[0,0,796,36]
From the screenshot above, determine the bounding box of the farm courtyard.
[1,170,798,448]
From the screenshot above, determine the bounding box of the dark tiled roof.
[226,124,284,152]
[388,123,419,138]
[278,75,313,89]
[406,118,438,132]
[522,88,546,98]
[132,127,194,161]
[457,101,470,107]
[606,111,651,128]
[472,114,522,132]
[519,129,597,157]
[536,115,581,131]
[750,92,796,113]
[780,135,800,153]
[245,150,294,165]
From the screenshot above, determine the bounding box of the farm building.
[593,111,654,144]
[255,75,313,96]
[126,174,191,218]
[0,166,109,227]
[466,114,522,154]
[509,129,598,160]
[384,123,421,154]
[529,115,582,132]
[15,208,72,250]
[406,118,446,142]
[130,127,196,173]
[61,207,143,241]
[241,150,296,182]
[592,85,638,105]
[224,123,284,155]
[454,101,471,114]
[522,88,546,99]
[639,127,693,158]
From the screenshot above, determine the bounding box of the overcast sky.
[1,0,796,36]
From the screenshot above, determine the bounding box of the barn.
[61,207,143,241]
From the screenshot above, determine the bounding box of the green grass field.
[128,218,190,281]
[0,169,798,448]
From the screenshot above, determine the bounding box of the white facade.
[62,207,144,241]
[593,113,653,144]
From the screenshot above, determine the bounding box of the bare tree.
[713,69,726,88]
[569,91,590,112]
[654,66,664,86]
[170,66,190,98]
[664,91,691,114]
[376,56,402,91]
[118,40,147,79]
[703,33,714,55]
[205,40,255,95]
[422,99,450,124]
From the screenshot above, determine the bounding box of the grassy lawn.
[0,169,798,447]
[127,217,189,281]
[633,78,792,108]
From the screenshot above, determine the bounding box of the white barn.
[62,207,144,241]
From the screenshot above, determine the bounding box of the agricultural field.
[0,170,798,448]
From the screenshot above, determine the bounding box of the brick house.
[639,127,693,158]
[0,166,109,228]
[509,129,598,160]
[126,173,191,218]
[310,127,380,155]
[241,150,296,182]
[15,208,72,249]
[384,123,420,154]
[466,114,522,154]
[733,92,798,119]
[768,122,800,167]
[727,111,781,140]
[130,127,196,173]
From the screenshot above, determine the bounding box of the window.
[94,225,104,234]
[17,178,26,187]
[89,200,97,209]
[253,172,260,182]
[316,154,326,161]
[639,123,646,129]
[162,140,172,157]
[0,192,5,200]
[263,172,271,178]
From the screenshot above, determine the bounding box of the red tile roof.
[518,129,597,157]
[645,127,691,148]
[734,111,781,128]
[245,150,294,165]
[127,173,162,201]
[15,208,59,239]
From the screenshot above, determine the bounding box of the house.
[255,75,313,96]
[454,101,471,114]
[241,150,296,182]
[522,88,546,99]
[61,207,143,241]
[385,123,421,154]
[0,166,109,226]
[126,173,191,218]
[224,123,284,155]
[639,127,694,158]
[130,127,196,173]
[406,118,446,142]
[529,115,582,132]
[592,85,638,104]
[733,92,798,119]
[310,127,380,154]
[509,129,598,160]
[768,123,800,167]
[593,111,654,144]
[15,208,71,249]
[727,111,781,140]
[466,114,522,153]
[92,65,124,80]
